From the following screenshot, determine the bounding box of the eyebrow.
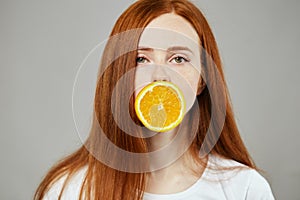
[137,46,194,55]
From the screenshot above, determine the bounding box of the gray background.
[1,0,299,199]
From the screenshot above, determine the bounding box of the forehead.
[138,13,200,51]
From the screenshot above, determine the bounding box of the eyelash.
[136,55,190,64]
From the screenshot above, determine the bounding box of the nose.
[151,65,171,82]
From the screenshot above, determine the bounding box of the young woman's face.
[135,13,201,112]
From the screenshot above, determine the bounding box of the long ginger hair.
[34,0,256,199]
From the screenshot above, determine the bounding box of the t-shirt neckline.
[143,154,211,199]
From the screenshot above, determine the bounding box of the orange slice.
[134,81,186,132]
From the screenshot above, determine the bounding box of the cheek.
[180,68,200,93]
[173,67,200,113]
[134,67,154,97]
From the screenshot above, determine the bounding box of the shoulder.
[43,166,88,200]
[245,170,275,199]
[204,154,275,199]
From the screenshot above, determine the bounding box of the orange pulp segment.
[134,81,186,132]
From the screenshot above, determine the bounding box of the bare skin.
[135,13,207,194]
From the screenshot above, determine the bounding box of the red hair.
[34,0,256,199]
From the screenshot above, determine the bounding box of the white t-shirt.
[44,154,275,200]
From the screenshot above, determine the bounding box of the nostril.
[152,77,170,82]
[152,65,170,82]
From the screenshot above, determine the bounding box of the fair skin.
[134,13,207,194]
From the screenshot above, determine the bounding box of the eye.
[136,56,149,64]
[170,56,189,64]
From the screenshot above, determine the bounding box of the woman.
[34,0,275,199]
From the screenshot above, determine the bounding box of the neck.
[144,135,208,194]
[145,127,207,182]
[148,128,178,151]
